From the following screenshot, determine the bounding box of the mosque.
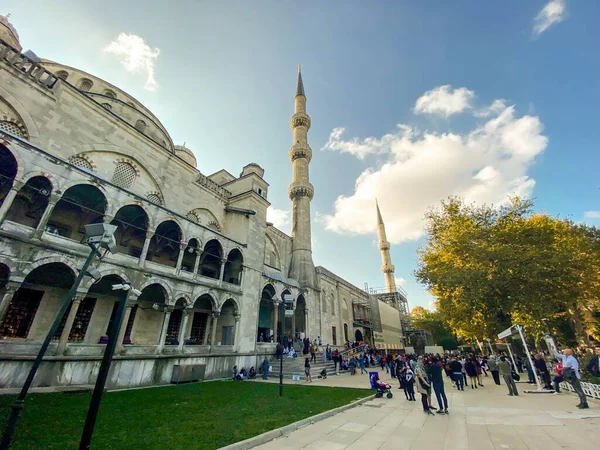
[0,15,408,388]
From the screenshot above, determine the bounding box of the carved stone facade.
[0,18,405,389]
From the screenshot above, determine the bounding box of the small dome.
[0,15,21,51]
[175,144,197,168]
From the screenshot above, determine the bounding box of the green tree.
[409,306,458,350]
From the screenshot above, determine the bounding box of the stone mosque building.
[0,16,408,388]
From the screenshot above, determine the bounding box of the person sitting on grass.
[237,367,247,380]
[248,366,256,379]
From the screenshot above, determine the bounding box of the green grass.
[0,381,372,449]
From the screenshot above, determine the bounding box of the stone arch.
[68,153,97,173]
[131,282,169,345]
[171,292,192,307]
[19,171,56,190]
[223,248,243,285]
[47,183,108,239]
[1,262,76,339]
[80,268,131,291]
[148,220,182,267]
[219,297,240,314]
[110,204,149,259]
[188,208,220,230]
[0,95,30,140]
[264,234,281,268]
[0,86,40,140]
[295,294,306,338]
[21,257,78,280]
[0,143,18,209]
[341,297,350,321]
[138,279,173,304]
[180,238,200,273]
[217,298,239,346]
[192,291,219,311]
[258,284,276,342]
[198,238,223,279]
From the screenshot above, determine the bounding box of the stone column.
[138,229,154,267]
[115,293,138,353]
[0,281,20,323]
[202,313,211,345]
[304,307,310,339]
[232,313,241,348]
[32,194,60,239]
[291,301,296,340]
[157,306,173,353]
[174,242,186,274]
[0,181,23,225]
[192,249,201,278]
[177,309,191,351]
[272,299,281,343]
[218,259,226,286]
[210,311,220,348]
[56,291,88,356]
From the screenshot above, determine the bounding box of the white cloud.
[414,85,474,118]
[322,94,548,244]
[267,206,289,229]
[584,211,600,219]
[395,277,407,287]
[323,127,396,160]
[104,33,160,91]
[474,99,507,118]
[533,0,567,37]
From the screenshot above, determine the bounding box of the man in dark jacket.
[534,354,552,389]
[586,346,600,377]
[449,358,464,391]
[487,357,501,385]
[428,357,449,413]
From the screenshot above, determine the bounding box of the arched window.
[330,294,335,316]
[135,120,147,132]
[102,103,112,111]
[127,102,136,109]
[321,291,327,313]
[103,90,116,99]
[68,156,93,172]
[0,121,24,138]
[146,193,163,206]
[78,78,93,91]
[207,220,221,232]
[111,162,136,188]
[186,211,200,223]
[56,70,69,80]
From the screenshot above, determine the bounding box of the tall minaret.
[376,200,397,293]
[288,66,316,287]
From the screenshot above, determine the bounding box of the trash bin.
[369,371,379,389]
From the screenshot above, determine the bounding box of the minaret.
[376,200,397,292]
[288,66,316,287]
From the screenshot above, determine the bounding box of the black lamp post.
[0,223,117,450]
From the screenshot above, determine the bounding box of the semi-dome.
[0,14,21,51]
[175,143,197,168]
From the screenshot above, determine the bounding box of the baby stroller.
[371,373,393,398]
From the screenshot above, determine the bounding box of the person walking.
[487,356,501,385]
[498,356,518,396]
[553,348,588,409]
[465,358,478,389]
[450,357,464,391]
[416,358,434,415]
[360,355,367,374]
[262,357,270,380]
[310,344,316,363]
[304,357,312,383]
[405,366,416,401]
[475,358,484,387]
[429,357,449,414]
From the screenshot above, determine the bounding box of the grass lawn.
[0,381,372,449]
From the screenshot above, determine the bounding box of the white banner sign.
[498,327,513,340]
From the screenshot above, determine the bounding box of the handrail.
[339,344,368,358]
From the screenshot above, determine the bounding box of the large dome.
[175,144,197,168]
[0,15,21,51]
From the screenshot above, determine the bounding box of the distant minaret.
[288,65,316,287]
[376,200,397,292]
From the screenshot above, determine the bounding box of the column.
[56,291,87,356]
[115,293,138,353]
[0,181,23,225]
[175,242,186,274]
[304,307,309,338]
[218,259,226,286]
[273,299,280,343]
[138,229,154,267]
[32,194,60,239]
[203,313,211,345]
[177,309,191,351]
[291,302,296,340]
[192,249,201,278]
[232,313,241,348]
[157,307,173,353]
[210,312,220,348]
[0,281,20,323]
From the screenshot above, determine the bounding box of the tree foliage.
[409,306,458,350]
[415,197,600,348]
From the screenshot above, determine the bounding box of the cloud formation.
[322,87,548,244]
[413,85,474,117]
[584,211,600,219]
[395,277,407,287]
[267,206,290,229]
[533,0,567,37]
[104,33,160,91]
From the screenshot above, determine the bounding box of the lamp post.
[79,282,141,450]
[1,223,117,450]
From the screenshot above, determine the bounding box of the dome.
[175,144,197,168]
[0,14,21,51]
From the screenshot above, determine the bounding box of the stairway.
[269,354,352,380]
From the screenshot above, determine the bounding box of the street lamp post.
[0,223,117,450]
[79,283,140,450]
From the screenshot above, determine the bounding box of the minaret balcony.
[378,241,390,251]
[381,264,395,274]
[290,113,311,130]
[289,144,312,162]
[288,182,314,200]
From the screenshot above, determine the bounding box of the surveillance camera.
[86,267,102,282]
[152,303,159,310]
[111,284,124,290]
[131,288,142,296]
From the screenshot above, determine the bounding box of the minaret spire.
[288,66,316,287]
[376,200,397,293]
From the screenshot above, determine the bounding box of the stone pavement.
[255,370,600,450]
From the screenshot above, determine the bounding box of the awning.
[262,266,300,288]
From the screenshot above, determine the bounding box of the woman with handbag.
[415,357,434,415]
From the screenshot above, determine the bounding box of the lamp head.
[84,223,118,252]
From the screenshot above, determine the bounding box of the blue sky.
[4,1,600,309]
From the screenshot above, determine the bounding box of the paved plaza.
[255,371,600,450]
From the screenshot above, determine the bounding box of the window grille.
[135,120,147,132]
[0,121,24,138]
[186,211,200,223]
[68,156,93,172]
[147,193,162,205]
[56,71,69,80]
[102,103,112,110]
[78,79,93,91]
[207,221,221,232]
[111,162,136,188]
[103,90,116,99]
